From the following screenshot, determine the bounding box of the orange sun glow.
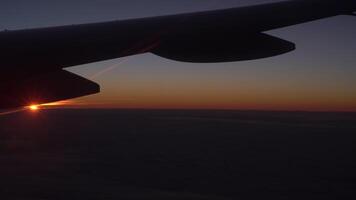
[26,100,73,111]
[29,105,40,111]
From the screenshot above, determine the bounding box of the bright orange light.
[29,105,40,111]
[25,100,73,111]
[41,100,72,107]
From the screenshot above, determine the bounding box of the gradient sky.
[1,0,356,111]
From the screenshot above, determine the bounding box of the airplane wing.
[0,0,355,109]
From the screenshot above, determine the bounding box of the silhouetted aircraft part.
[152,33,296,63]
[0,0,355,109]
[1,0,355,70]
[0,70,99,109]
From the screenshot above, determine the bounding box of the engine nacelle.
[152,32,295,63]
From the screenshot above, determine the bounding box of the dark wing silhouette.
[0,0,354,109]
[0,70,99,109]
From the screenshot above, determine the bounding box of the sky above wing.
[1,0,356,111]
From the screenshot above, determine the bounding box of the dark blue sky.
[1,0,356,110]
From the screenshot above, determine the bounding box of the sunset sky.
[1,0,356,111]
